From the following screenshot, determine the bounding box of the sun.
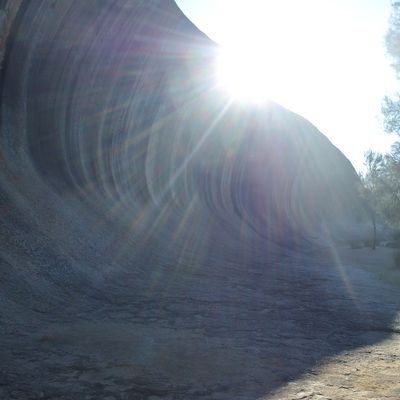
[216,44,272,103]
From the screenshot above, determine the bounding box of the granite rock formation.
[1,1,397,399]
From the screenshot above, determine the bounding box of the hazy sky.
[176,0,398,171]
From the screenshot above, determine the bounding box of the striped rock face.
[1,0,368,248]
[1,2,392,400]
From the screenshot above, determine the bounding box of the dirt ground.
[267,330,400,400]
[267,246,400,400]
[337,246,400,287]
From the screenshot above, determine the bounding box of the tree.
[361,148,400,227]
[383,2,400,135]
[363,2,400,230]
[382,95,400,135]
[386,2,400,76]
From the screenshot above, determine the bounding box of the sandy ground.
[266,333,400,400]
[267,246,400,400]
[337,246,400,287]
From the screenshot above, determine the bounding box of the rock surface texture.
[0,1,399,399]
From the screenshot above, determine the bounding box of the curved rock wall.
[1,2,394,399]
[0,0,369,306]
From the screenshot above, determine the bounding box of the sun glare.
[176,0,398,169]
[216,44,272,103]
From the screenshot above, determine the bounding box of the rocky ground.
[0,246,399,400]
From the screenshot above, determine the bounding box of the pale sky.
[176,0,398,171]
